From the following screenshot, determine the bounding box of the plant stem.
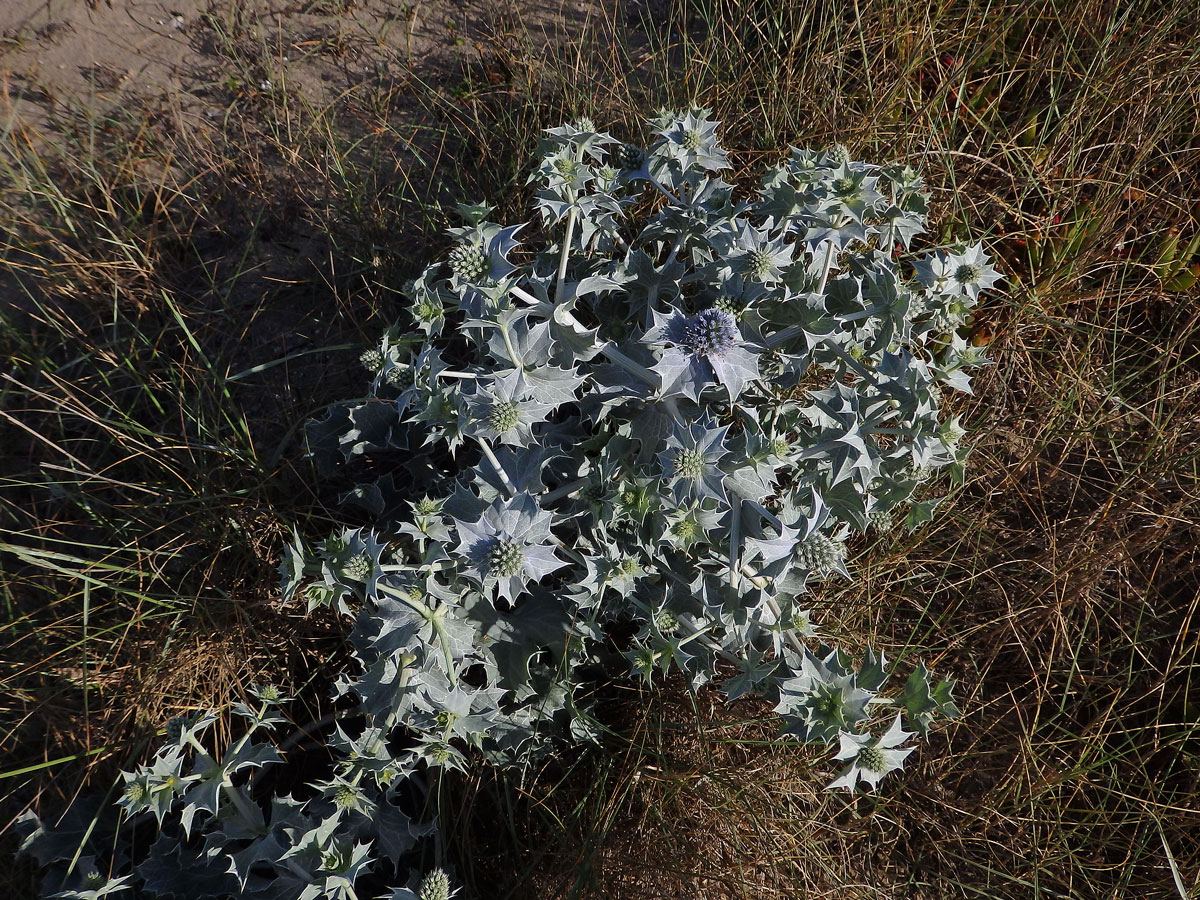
[729,498,741,589]
[556,205,577,301]
[817,238,837,296]
[478,439,517,499]
[497,321,522,368]
[542,476,591,504]
[649,173,683,206]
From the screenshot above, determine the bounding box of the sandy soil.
[0,0,600,138]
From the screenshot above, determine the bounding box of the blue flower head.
[681,308,739,358]
[644,306,762,402]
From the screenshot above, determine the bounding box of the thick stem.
[376,583,456,678]
[816,238,837,296]
[497,322,522,368]
[765,323,805,349]
[478,439,517,499]
[663,234,685,268]
[429,613,459,681]
[555,205,577,301]
[598,342,659,388]
[728,498,741,589]
[826,343,882,385]
[838,304,890,323]
[380,559,455,573]
[541,476,591,504]
[436,369,479,380]
[509,284,541,307]
[285,858,314,884]
[648,173,683,206]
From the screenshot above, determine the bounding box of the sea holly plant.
[22,109,996,898]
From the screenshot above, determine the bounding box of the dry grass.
[3,0,1199,897]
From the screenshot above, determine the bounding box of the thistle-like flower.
[447,242,489,283]
[460,378,555,448]
[657,416,730,505]
[385,363,415,390]
[828,712,914,791]
[444,221,523,288]
[418,868,454,900]
[662,502,723,554]
[945,243,1002,300]
[652,607,679,633]
[796,532,844,576]
[867,509,894,532]
[645,306,762,402]
[615,143,644,171]
[683,308,739,356]
[453,494,567,605]
[817,162,884,224]
[315,774,376,818]
[775,648,872,743]
[359,348,384,372]
[652,107,729,173]
[722,222,794,284]
[250,683,290,704]
[342,553,373,582]
[825,143,852,167]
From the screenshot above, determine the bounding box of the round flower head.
[453,493,567,605]
[123,779,150,807]
[828,712,914,791]
[796,532,843,576]
[415,296,443,324]
[746,249,773,279]
[342,553,373,582]
[721,220,794,284]
[645,306,762,402]
[615,143,644,170]
[682,308,739,358]
[947,243,1003,299]
[165,717,187,744]
[385,363,415,390]
[653,106,730,173]
[418,868,453,900]
[955,262,983,285]
[461,379,555,448]
[359,348,384,372]
[334,785,357,810]
[831,174,857,196]
[825,143,852,167]
[657,415,730,505]
[252,683,284,703]
[672,515,698,543]
[487,539,525,578]
[868,509,894,532]
[653,608,679,632]
[413,495,441,517]
[447,242,489,282]
[674,447,705,479]
[663,502,722,554]
[775,647,872,743]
